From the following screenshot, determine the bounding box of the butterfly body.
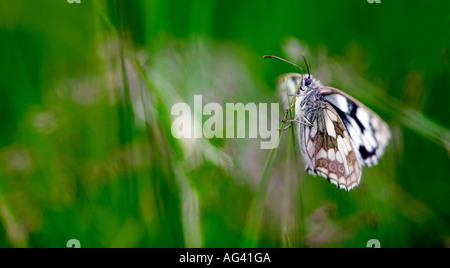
[278,73,390,191]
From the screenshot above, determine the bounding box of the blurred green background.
[0,0,449,248]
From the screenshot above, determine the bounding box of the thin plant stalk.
[242,77,302,247]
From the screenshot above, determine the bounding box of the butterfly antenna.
[263,55,307,74]
[301,54,311,78]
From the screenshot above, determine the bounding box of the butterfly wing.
[318,87,391,166]
[299,102,362,191]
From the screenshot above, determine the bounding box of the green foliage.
[0,0,449,248]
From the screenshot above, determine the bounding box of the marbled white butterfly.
[265,55,390,191]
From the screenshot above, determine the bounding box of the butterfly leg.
[282,119,301,124]
[300,115,314,126]
[282,124,291,131]
[275,123,293,131]
[279,118,301,131]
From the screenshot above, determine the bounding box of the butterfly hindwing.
[300,102,362,190]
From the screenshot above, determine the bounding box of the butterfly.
[265,55,390,191]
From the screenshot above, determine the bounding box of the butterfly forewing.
[319,87,391,167]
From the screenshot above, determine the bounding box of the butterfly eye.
[305,77,312,86]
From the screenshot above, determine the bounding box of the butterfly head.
[298,74,321,93]
[299,54,315,90]
[304,76,313,87]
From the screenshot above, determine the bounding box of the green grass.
[0,0,449,248]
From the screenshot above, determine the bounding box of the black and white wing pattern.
[278,73,390,191]
[319,87,391,167]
